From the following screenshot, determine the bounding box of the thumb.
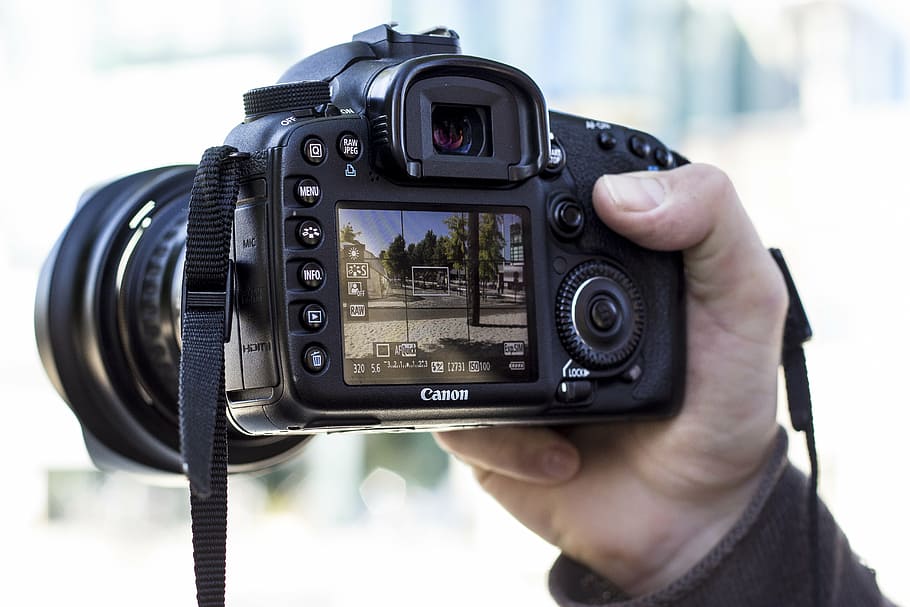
[592,163,787,340]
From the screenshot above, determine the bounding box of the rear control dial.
[555,260,644,369]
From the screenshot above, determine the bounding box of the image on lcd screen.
[337,205,533,385]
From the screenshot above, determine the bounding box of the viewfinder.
[431,104,490,156]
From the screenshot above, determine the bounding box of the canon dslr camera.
[36,24,686,476]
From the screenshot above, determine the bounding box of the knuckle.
[689,163,737,200]
[472,466,495,490]
[755,254,790,322]
[675,163,739,216]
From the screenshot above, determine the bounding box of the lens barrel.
[35,166,307,476]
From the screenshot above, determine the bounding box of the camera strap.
[175,148,821,607]
[179,145,248,607]
[770,248,820,607]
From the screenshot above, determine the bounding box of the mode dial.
[243,81,332,119]
[555,260,644,370]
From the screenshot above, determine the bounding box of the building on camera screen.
[336,205,533,385]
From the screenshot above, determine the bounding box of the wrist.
[580,435,778,596]
[630,472,765,595]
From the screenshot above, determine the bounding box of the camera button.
[296,220,323,248]
[589,297,621,333]
[546,142,566,173]
[550,197,585,240]
[301,304,327,331]
[628,135,652,159]
[299,262,325,290]
[597,132,617,150]
[302,137,327,165]
[303,345,328,374]
[556,380,593,404]
[338,132,362,160]
[295,178,322,206]
[654,147,675,168]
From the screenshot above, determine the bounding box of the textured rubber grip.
[243,81,332,117]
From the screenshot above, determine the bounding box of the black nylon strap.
[179,145,245,607]
[771,248,820,607]
[175,166,820,607]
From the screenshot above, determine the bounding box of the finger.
[433,427,580,484]
[592,163,787,340]
[470,467,565,547]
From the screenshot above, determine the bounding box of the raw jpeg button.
[295,178,322,206]
[338,132,361,160]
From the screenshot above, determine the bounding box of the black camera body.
[36,24,686,474]
[221,24,686,434]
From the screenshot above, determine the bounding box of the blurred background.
[2,0,909,604]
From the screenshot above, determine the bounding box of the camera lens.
[35,166,307,475]
[432,105,485,155]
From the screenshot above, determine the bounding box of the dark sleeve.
[548,429,896,607]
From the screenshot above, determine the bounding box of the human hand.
[434,163,788,595]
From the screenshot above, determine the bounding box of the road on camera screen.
[336,205,532,384]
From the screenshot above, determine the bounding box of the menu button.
[295,178,322,206]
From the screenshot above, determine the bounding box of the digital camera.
[35,24,686,476]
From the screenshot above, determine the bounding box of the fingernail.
[600,174,665,212]
[540,448,578,481]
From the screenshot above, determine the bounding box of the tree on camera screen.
[337,205,534,385]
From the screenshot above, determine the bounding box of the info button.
[298,262,325,290]
[295,178,322,206]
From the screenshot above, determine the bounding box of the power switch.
[556,380,594,404]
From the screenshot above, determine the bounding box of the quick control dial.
[555,260,644,369]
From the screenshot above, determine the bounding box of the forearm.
[549,429,894,606]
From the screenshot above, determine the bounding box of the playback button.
[301,303,326,331]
